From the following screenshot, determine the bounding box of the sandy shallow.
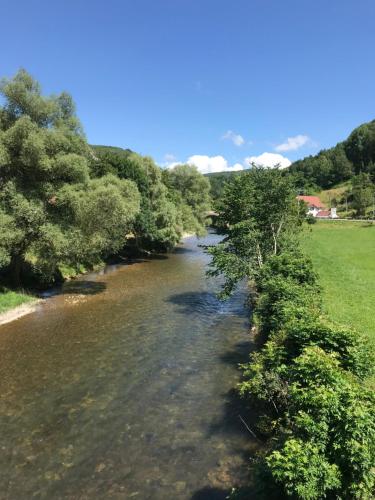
[0,300,40,326]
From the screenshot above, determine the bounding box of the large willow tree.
[0,70,140,285]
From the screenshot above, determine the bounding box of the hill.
[204,170,245,199]
[204,119,375,210]
[290,119,375,192]
[90,144,133,157]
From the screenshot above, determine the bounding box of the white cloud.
[222,130,245,147]
[275,135,310,152]
[186,155,244,174]
[231,163,244,171]
[165,161,180,169]
[164,153,177,162]
[245,152,291,169]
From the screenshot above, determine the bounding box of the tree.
[162,164,211,236]
[207,167,301,297]
[345,121,375,174]
[352,173,374,216]
[90,148,184,252]
[0,69,140,285]
[329,143,353,183]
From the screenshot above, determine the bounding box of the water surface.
[0,232,255,499]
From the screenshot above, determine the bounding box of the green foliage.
[237,248,375,499]
[207,167,301,297]
[163,163,211,235]
[352,173,374,216]
[210,173,375,498]
[204,170,244,201]
[91,148,212,252]
[289,120,375,194]
[345,120,375,175]
[0,70,211,286]
[258,250,317,288]
[266,438,341,499]
[108,153,182,252]
[0,69,141,285]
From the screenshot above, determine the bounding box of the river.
[0,231,256,499]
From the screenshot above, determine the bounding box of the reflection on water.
[0,232,256,499]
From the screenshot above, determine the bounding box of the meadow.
[301,220,375,343]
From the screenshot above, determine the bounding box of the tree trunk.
[9,253,23,288]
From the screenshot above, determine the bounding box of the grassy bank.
[0,288,36,314]
[301,220,375,342]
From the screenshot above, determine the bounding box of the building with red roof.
[297,195,326,209]
[297,195,338,219]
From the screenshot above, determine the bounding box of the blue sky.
[1,0,374,173]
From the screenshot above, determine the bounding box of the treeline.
[0,70,211,288]
[205,170,244,201]
[207,168,375,499]
[289,120,375,192]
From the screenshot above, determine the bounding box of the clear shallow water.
[0,232,256,499]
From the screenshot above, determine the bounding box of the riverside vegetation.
[207,168,375,499]
[0,70,211,310]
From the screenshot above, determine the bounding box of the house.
[297,195,338,219]
[297,195,326,216]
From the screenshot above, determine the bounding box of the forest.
[0,70,211,291]
[289,120,375,191]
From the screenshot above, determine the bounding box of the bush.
[238,250,375,499]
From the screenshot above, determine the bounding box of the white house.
[297,195,338,219]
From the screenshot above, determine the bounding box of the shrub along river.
[0,231,256,499]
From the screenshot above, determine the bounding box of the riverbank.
[0,289,39,326]
[0,233,198,328]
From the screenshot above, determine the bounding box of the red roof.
[297,195,326,209]
[316,210,331,217]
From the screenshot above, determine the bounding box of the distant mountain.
[90,145,133,158]
[204,170,246,199]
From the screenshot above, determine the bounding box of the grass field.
[0,288,35,315]
[301,220,375,343]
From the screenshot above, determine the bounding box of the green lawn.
[0,288,35,314]
[301,220,375,343]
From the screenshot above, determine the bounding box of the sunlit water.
[0,232,256,499]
